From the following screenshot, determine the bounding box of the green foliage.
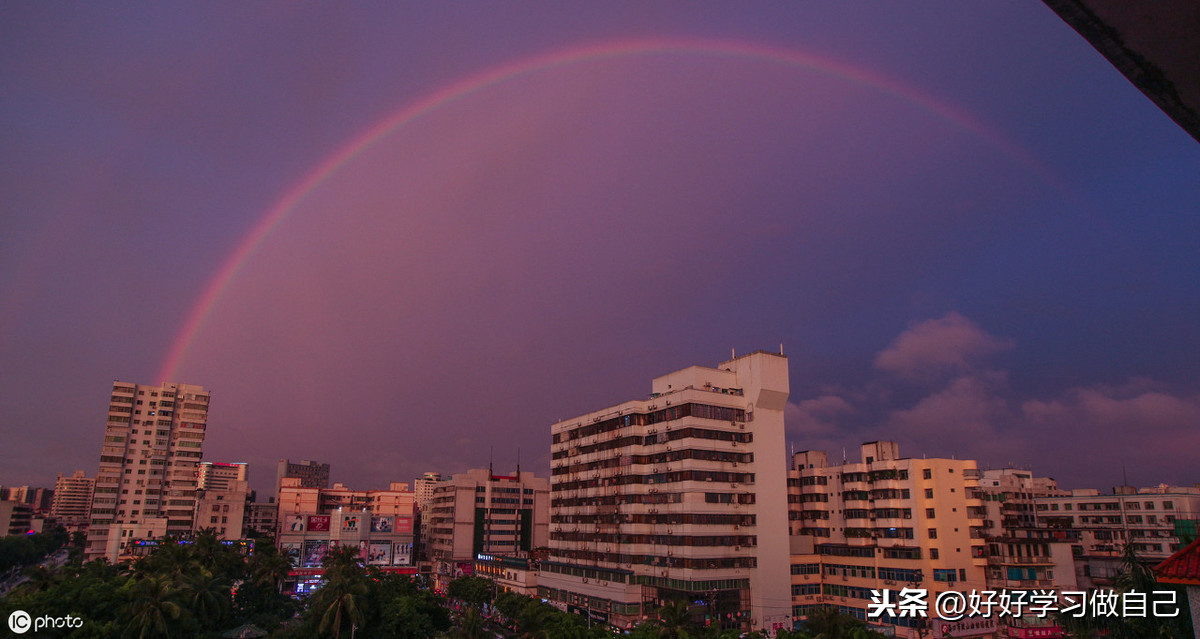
[0,526,68,572]
[790,606,890,639]
[447,574,496,608]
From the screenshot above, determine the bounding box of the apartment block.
[50,470,95,531]
[194,478,249,540]
[198,461,248,491]
[1037,485,1200,588]
[86,381,209,561]
[414,471,442,511]
[788,441,990,638]
[275,459,330,498]
[426,468,550,589]
[975,469,1077,595]
[541,351,792,633]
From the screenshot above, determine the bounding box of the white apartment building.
[198,461,248,491]
[541,351,792,633]
[788,441,991,639]
[50,470,95,531]
[414,471,442,511]
[86,381,209,560]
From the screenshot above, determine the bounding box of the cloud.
[873,312,1014,380]
[786,313,1200,488]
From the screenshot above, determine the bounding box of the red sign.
[307,515,331,531]
[394,517,413,533]
[289,568,324,577]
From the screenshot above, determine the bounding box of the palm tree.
[311,546,368,638]
[123,575,183,639]
[180,568,231,631]
[247,541,291,591]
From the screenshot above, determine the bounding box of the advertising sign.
[393,542,412,566]
[307,515,331,532]
[370,516,394,533]
[302,540,329,567]
[342,515,362,532]
[281,542,301,567]
[285,515,305,532]
[368,541,392,565]
[394,516,413,533]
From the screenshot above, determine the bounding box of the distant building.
[541,351,792,633]
[414,471,442,511]
[244,500,279,539]
[2,486,54,515]
[276,459,331,498]
[198,462,248,491]
[1037,484,1200,588]
[426,468,550,590]
[193,478,249,540]
[50,471,95,532]
[276,479,417,594]
[0,501,34,536]
[788,441,991,639]
[86,381,210,561]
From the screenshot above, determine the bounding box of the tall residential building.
[425,468,550,589]
[541,351,792,633]
[788,441,991,639]
[414,471,442,511]
[86,381,209,560]
[50,471,95,531]
[276,459,331,498]
[198,462,248,491]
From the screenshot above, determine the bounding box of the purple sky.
[2,3,1198,497]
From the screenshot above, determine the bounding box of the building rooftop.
[1154,537,1200,585]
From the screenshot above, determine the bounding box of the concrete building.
[86,381,210,561]
[198,462,248,492]
[788,441,991,639]
[276,479,417,593]
[50,471,95,532]
[2,486,54,515]
[245,499,279,539]
[194,479,249,540]
[415,471,442,511]
[0,501,34,536]
[540,351,792,633]
[426,468,550,589]
[1037,484,1200,589]
[474,553,540,597]
[275,459,330,498]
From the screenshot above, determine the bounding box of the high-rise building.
[86,381,209,561]
[414,471,442,511]
[425,468,550,589]
[50,470,95,532]
[276,459,331,498]
[194,479,249,540]
[787,441,991,638]
[540,351,793,633]
[198,462,248,492]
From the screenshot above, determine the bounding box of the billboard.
[281,542,301,567]
[284,515,306,532]
[368,541,392,565]
[307,515,331,532]
[393,542,412,566]
[302,540,328,567]
[370,516,394,533]
[341,514,362,532]
[394,517,413,533]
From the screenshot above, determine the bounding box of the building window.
[924,488,933,498]
[928,528,938,539]
[926,509,936,519]
[930,549,939,559]
[923,469,932,480]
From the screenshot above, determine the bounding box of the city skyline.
[2,4,1198,495]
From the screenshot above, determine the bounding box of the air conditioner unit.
[733,525,740,530]
[582,578,588,583]
[734,546,741,551]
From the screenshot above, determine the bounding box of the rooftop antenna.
[780,343,784,355]
[489,446,494,479]
[1122,463,1128,487]
[731,347,736,359]
[517,447,521,479]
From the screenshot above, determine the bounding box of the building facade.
[788,441,991,639]
[415,471,442,512]
[540,351,793,633]
[50,470,95,532]
[276,479,418,593]
[275,459,330,498]
[426,468,550,589]
[86,381,209,560]
[198,462,248,492]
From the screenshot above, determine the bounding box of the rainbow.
[157,37,1057,382]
